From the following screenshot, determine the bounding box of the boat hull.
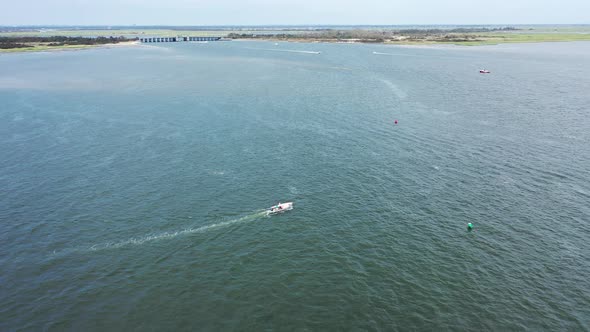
[268,202,293,215]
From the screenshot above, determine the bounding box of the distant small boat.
[480,69,491,74]
[268,202,293,215]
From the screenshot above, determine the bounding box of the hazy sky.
[1,0,589,25]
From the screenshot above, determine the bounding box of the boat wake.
[247,48,321,54]
[372,51,415,57]
[376,78,407,100]
[52,210,269,255]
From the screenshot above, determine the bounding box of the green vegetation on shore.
[228,27,590,45]
[1,26,589,52]
[229,27,514,43]
[0,44,105,53]
[0,36,136,52]
[456,32,590,45]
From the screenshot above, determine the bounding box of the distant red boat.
[480,69,491,74]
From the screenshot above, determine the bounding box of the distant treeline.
[228,27,518,42]
[394,27,518,34]
[0,36,135,49]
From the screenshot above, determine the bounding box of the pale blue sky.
[1,0,589,25]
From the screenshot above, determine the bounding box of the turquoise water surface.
[1,41,589,330]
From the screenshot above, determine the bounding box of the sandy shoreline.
[0,40,140,54]
[3,37,589,55]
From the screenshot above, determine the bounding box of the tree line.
[228,27,517,43]
[0,36,136,49]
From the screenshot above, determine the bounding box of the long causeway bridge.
[140,36,222,43]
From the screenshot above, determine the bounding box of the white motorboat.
[268,202,293,215]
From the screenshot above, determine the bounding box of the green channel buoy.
[467,223,473,231]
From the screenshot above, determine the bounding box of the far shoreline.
[2,34,590,54]
[233,36,590,47]
[0,41,140,54]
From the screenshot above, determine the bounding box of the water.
[1,41,589,330]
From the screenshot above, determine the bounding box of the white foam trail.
[246,48,321,54]
[377,78,407,100]
[94,211,268,251]
[52,211,269,255]
[373,51,415,57]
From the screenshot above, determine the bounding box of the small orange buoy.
[394,120,398,124]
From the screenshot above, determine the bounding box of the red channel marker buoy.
[394,120,398,124]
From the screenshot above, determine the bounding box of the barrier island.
[2,25,590,53]
[0,36,137,53]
